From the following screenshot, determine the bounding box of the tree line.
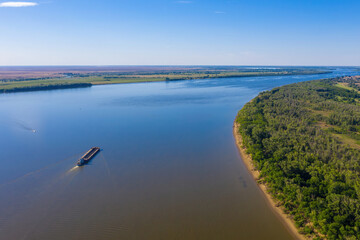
[236,76,360,239]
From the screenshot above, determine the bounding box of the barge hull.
[77,147,100,166]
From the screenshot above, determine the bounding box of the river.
[0,67,358,239]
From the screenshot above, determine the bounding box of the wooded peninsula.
[235,76,360,239]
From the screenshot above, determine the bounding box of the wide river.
[0,68,358,240]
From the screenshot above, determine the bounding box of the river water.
[0,68,358,240]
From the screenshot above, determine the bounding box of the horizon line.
[0,65,359,67]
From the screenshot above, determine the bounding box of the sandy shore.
[233,122,306,240]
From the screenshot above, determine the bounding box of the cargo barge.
[77,147,100,166]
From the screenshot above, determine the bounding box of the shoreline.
[0,70,331,95]
[233,122,306,240]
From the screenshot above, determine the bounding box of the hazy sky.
[0,0,359,66]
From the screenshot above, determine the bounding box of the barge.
[77,147,100,166]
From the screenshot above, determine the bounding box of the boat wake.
[0,152,82,190]
[67,166,79,173]
[100,152,112,178]
[14,120,36,133]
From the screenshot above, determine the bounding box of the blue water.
[0,68,358,239]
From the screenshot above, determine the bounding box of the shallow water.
[0,68,358,239]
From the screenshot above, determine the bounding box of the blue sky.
[0,0,359,66]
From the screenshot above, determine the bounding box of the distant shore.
[0,67,331,94]
[233,122,306,240]
[1,83,91,94]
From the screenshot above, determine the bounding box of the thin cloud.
[215,11,226,14]
[0,2,38,7]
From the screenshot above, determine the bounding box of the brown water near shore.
[0,69,356,239]
[233,122,305,240]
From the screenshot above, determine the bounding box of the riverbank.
[234,76,360,239]
[1,83,92,93]
[0,67,331,94]
[233,122,306,240]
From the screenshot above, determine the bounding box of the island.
[234,76,360,239]
[0,66,330,93]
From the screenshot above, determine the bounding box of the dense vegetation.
[236,76,360,239]
[1,83,91,93]
[0,67,329,93]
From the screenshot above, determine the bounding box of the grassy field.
[0,66,330,93]
[335,82,360,93]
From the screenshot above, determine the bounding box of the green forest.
[236,76,360,239]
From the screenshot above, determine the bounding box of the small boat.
[77,147,100,166]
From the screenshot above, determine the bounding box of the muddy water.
[0,68,357,239]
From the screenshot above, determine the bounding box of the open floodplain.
[0,67,358,240]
